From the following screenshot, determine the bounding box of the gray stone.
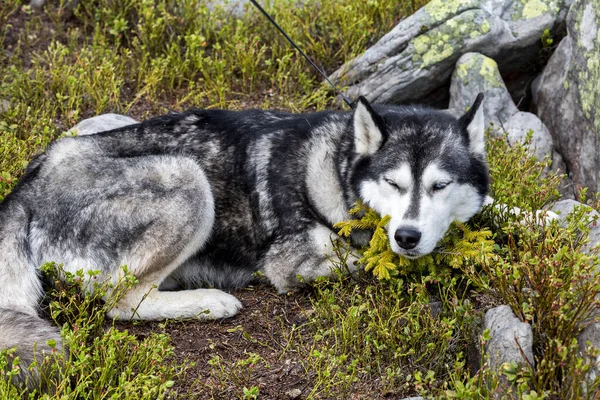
[449,52,518,128]
[550,199,598,221]
[285,388,302,399]
[484,305,534,370]
[68,114,138,136]
[30,0,79,11]
[578,322,600,390]
[29,0,46,9]
[533,0,600,194]
[329,0,568,106]
[208,0,249,17]
[449,52,553,163]
[551,200,600,251]
[504,112,553,161]
[549,150,576,198]
[0,99,10,114]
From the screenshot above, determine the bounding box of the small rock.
[428,301,443,318]
[449,53,554,165]
[449,52,517,129]
[578,322,600,391]
[68,114,138,136]
[550,200,598,222]
[484,305,534,370]
[0,99,10,114]
[504,111,553,161]
[30,0,79,11]
[29,0,46,9]
[285,388,302,399]
[550,199,600,251]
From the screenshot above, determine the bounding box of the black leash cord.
[249,0,354,108]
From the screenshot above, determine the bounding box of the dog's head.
[350,94,489,258]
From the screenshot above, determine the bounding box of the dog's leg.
[262,224,358,293]
[32,154,241,320]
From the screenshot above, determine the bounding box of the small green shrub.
[0,263,189,399]
[335,201,495,280]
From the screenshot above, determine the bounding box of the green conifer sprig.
[335,201,495,280]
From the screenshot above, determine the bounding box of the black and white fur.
[0,94,487,384]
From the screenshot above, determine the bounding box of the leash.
[249,0,355,109]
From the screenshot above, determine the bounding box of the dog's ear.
[459,93,485,155]
[353,96,385,155]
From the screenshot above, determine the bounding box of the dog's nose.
[394,228,421,250]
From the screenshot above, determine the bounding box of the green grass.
[2,0,600,398]
[0,0,426,200]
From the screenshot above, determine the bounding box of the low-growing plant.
[205,351,270,399]
[335,201,495,280]
[0,263,189,399]
[301,133,600,398]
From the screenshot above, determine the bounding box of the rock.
[0,99,10,114]
[484,305,535,370]
[449,52,518,128]
[428,301,443,318]
[208,0,250,17]
[449,53,553,162]
[550,200,600,251]
[329,0,569,107]
[548,149,575,198]
[29,0,46,9]
[68,114,138,136]
[533,0,600,194]
[285,388,302,399]
[550,199,598,221]
[504,112,553,161]
[30,0,79,11]
[578,322,600,391]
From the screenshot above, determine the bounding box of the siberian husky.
[0,94,488,384]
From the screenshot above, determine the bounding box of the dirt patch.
[115,283,319,399]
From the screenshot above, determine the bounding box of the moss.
[422,44,455,67]
[457,62,469,79]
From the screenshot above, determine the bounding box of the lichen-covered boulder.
[533,0,600,194]
[449,52,518,126]
[484,305,535,370]
[329,0,569,106]
[449,52,553,161]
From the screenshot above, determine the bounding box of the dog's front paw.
[198,289,243,319]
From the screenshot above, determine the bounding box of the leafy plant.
[335,201,495,280]
[0,263,188,399]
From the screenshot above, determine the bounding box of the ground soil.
[116,283,321,400]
